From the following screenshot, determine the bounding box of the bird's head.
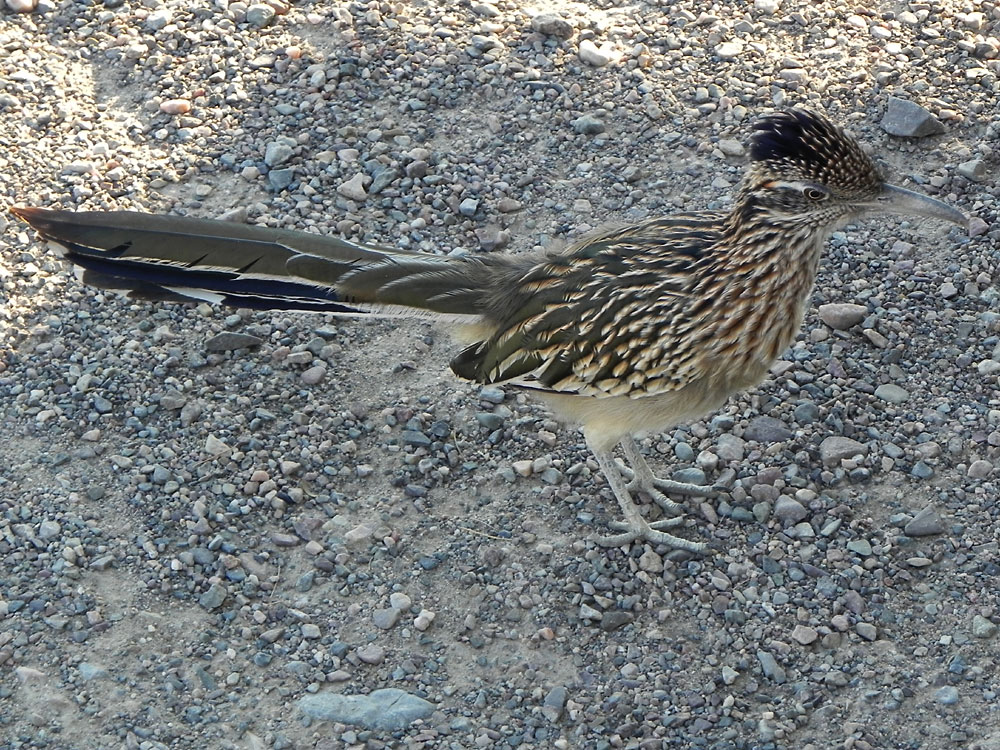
[739,108,967,230]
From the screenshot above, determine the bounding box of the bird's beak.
[872,184,968,228]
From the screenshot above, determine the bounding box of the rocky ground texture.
[1,0,999,748]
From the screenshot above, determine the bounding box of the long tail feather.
[10,207,495,315]
[64,242,352,312]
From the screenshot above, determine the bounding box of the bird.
[11,108,968,554]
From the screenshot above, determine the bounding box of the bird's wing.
[450,213,727,398]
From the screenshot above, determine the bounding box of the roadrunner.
[12,109,967,552]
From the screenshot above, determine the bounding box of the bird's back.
[452,211,734,395]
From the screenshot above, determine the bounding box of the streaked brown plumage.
[10,108,968,552]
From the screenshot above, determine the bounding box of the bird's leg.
[589,446,706,553]
[618,436,717,514]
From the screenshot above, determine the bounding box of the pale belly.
[533,359,772,452]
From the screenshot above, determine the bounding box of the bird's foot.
[593,516,707,553]
[590,444,712,554]
[616,462,719,514]
[649,477,719,499]
[625,479,684,514]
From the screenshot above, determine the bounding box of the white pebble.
[413,609,436,631]
[337,173,370,201]
[578,40,615,67]
[389,593,412,610]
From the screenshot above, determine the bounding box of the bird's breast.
[695,232,824,373]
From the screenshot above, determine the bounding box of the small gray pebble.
[883,442,905,459]
[89,555,115,571]
[881,97,945,137]
[820,436,868,465]
[756,651,786,684]
[716,138,745,156]
[401,430,431,447]
[935,686,959,705]
[673,467,707,485]
[846,539,872,556]
[369,167,399,194]
[539,468,563,485]
[743,416,793,442]
[198,583,227,610]
[338,173,369,201]
[674,441,695,462]
[572,114,606,135]
[205,332,263,351]
[268,167,295,191]
[957,159,986,181]
[793,401,819,424]
[971,615,998,639]
[478,386,505,404]
[246,3,276,28]
[145,9,172,30]
[530,12,574,39]
[599,611,633,631]
[541,685,568,721]
[715,434,745,461]
[856,622,877,641]
[297,689,433,731]
[904,506,944,536]
[774,496,808,523]
[711,414,735,431]
[38,520,62,539]
[264,140,294,167]
[356,644,386,664]
[874,384,909,404]
[78,663,109,681]
[818,303,866,330]
[301,365,326,385]
[967,459,993,478]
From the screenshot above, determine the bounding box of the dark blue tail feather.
[64,246,359,313]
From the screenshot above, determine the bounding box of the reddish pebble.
[159,98,192,115]
[6,0,37,13]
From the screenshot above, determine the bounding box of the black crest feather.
[749,109,836,164]
[749,108,883,193]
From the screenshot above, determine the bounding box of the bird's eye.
[804,187,828,201]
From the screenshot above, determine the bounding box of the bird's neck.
[715,195,827,277]
[690,196,829,380]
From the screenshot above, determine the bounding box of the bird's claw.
[651,478,719,499]
[626,480,684,514]
[593,517,707,553]
[616,460,719,504]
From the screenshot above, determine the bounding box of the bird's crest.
[748,109,883,194]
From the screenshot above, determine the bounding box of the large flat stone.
[298,688,434,731]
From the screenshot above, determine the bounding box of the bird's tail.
[10,207,503,318]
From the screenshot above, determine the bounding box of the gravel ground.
[2,1,1000,748]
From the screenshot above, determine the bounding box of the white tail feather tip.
[163,287,226,304]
